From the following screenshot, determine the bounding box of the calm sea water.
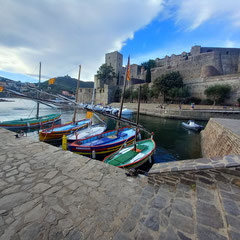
[0,98,206,163]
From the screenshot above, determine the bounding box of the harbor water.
[0,98,206,163]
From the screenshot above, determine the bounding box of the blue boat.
[67,126,135,159]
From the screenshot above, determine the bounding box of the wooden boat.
[0,113,61,130]
[103,138,155,169]
[39,118,91,141]
[67,123,107,143]
[67,126,135,159]
[181,120,204,132]
[104,83,156,169]
[0,63,61,130]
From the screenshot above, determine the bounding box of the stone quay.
[0,117,240,239]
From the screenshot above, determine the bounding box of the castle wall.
[105,51,123,77]
[152,46,240,83]
[94,85,118,104]
[78,88,93,104]
[186,74,240,104]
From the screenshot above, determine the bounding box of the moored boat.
[66,123,107,142]
[67,126,135,159]
[0,113,61,130]
[103,138,155,169]
[39,119,90,141]
[181,120,204,132]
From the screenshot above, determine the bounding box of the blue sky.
[0,0,240,82]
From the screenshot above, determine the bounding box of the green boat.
[103,138,155,169]
[0,113,61,130]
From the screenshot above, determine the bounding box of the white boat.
[67,123,107,142]
[122,108,134,115]
[181,120,204,132]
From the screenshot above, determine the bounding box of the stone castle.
[79,46,240,104]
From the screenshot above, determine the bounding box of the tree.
[152,71,183,101]
[124,87,133,101]
[141,60,156,83]
[146,67,151,83]
[237,97,240,106]
[168,86,190,103]
[96,64,116,85]
[141,84,150,103]
[141,59,156,70]
[204,84,231,105]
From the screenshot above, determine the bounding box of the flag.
[0,86,3,92]
[48,78,56,85]
[126,56,130,81]
[86,111,93,119]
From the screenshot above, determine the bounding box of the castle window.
[207,50,212,52]
[226,51,229,55]
[80,89,82,92]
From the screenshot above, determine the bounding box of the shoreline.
[111,102,240,120]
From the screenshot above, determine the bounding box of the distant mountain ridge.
[40,75,94,94]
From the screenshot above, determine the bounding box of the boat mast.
[116,56,129,134]
[36,61,41,119]
[72,65,81,123]
[134,86,141,151]
[91,85,95,105]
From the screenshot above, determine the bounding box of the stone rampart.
[201,118,240,158]
[78,88,93,104]
[186,73,240,104]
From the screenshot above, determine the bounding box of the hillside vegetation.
[40,75,94,94]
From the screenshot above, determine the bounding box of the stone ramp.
[115,168,240,239]
[149,155,240,174]
[0,128,146,240]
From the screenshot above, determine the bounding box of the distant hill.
[40,75,94,94]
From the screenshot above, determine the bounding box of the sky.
[0,0,240,83]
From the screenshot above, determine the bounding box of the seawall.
[111,103,240,120]
[201,118,240,158]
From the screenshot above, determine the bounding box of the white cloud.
[223,40,237,48]
[169,0,240,30]
[0,0,163,81]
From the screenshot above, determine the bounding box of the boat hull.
[103,139,155,169]
[181,122,204,132]
[39,119,90,141]
[68,127,135,160]
[67,124,107,143]
[0,113,61,130]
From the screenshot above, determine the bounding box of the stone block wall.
[78,88,93,104]
[187,73,240,104]
[201,118,240,158]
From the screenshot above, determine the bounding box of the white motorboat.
[122,108,134,115]
[181,120,204,132]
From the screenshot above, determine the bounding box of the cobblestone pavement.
[1,128,240,240]
[0,128,146,240]
[115,167,240,239]
[150,155,240,174]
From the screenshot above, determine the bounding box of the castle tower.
[105,51,123,78]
